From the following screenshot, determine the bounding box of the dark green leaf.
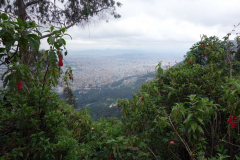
[54,42,60,50]
[0,30,7,37]
[64,33,72,39]
[27,37,40,51]
[1,13,8,20]
[191,122,197,132]
[48,36,55,45]
[62,39,66,45]
[0,48,5,53]
[57,39,63,47]
[25,21,35,28]
[16,18,24,26]
[34,30,42,37]
[19,38,28,48]
[27,34,40,42]
[50,26,54,31]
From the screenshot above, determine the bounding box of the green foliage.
[63,86,78,109]
[1,12,240,160]
[235,47,240,61]
[117,34,240,159]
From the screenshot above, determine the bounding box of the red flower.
[118,104,120,108]
[69,76,72,80]
[18,80,23,90]
[189,62,192,65]
[87,139,90,142]
[121,109,123,111]
[227,115,232,123]
[166,145,169,149]
[75,130,77,135]
[227,115,238,129]
[159,79,161,83]
[203,53,207,57]
[58,52,63,60]
[170,141,175,145]
[142,97,144,101]
[58,59,63,67]
[202,44,205,48]
[217,100,220,103]
[110,152,113,160]
[134,101,136,106]
[232,123,237,129]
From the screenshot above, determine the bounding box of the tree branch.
[40,7,109,39]
[147,147,158,160]
[25,0,41,8]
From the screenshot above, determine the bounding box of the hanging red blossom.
[110,152,113,160]
[233,114,236,121]
[170,141,175,145]
[189,62,192,65]
[232,114,237,128]
[202,44,205,48]
[217,100,220,103]
[232,123,237,129]
[121,109,123,111]
[75,130,77,135]
[227,115,237,129]
[58,52,63,60]
[203,53,207,57]
[18,80,23,90]
[87,139,90,143]
[58,59,63,67]
[142,97,144,101]
[58,52,63,67]
[227,115,232,123]
[118,104,120,108]
[69,76,72,80]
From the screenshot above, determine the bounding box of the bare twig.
[169,149,181,160]
[221,140,240,148]
[147,147,158,160]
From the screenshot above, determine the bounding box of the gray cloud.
[40,0,240,57]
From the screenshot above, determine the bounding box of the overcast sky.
[41,0,240,57]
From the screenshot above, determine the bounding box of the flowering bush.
[118,34,240,159]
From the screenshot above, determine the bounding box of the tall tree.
[63,86,78,109]
[1,0,121,33]
[0,0,121,65]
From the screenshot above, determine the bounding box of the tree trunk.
[17,0,26,24]
[17,0,30,66]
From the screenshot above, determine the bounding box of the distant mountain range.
[67,49,184,59]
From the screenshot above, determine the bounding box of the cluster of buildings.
[54,53,177,93]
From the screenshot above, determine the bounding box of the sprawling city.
[55,52,183,94]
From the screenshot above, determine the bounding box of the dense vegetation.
[61,73,154,120]
[0,9,240,160]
